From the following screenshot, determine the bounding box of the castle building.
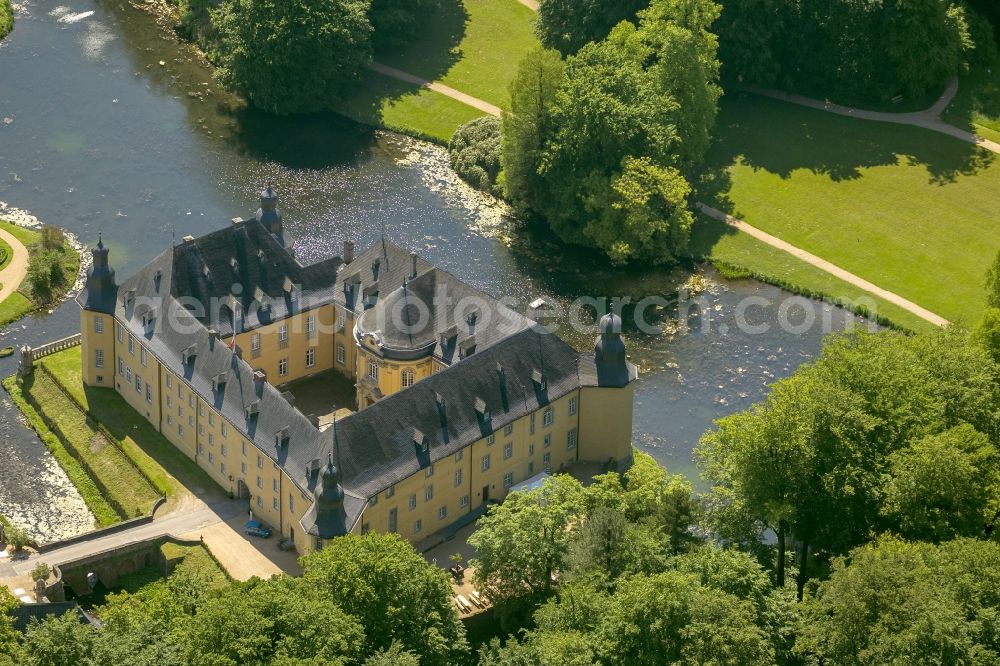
[77,188,637,554]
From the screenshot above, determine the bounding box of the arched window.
[367,359,379,381]
[401,368,415,388]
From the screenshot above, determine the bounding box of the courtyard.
[280,370,358,431]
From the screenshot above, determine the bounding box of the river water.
[0,0,871,539]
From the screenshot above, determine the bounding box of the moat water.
[0,0,872,540]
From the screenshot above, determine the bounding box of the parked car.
[245,520,272,538]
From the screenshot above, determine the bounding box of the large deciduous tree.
[212,0,373,115]
[536,0,651,56]
[301,533,467,666]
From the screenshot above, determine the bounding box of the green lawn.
[689,214,938,333]
[22,367,162,520]
[336,72,486,144]
[0,221,79,328]
[698,91,1000,327]
[38,347,219,510]
[376,0,539,109]
[337,0,538,142]
[943,57,1000,145]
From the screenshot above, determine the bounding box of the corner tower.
[77,235,118,388]
[578,313,637,470]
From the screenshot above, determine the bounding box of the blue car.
[245,520,272,538]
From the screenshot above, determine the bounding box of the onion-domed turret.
[255,183,283,236]
[594,313,629,387]
[80,234,118,313]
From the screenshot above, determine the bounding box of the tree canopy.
[536,0,651,56]
[502,0,721,264]
[212,0,373,115]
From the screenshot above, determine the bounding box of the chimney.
[253,369,267,394]
[410,251,418,279]
[207,328,218,351]
[343,240,355,265]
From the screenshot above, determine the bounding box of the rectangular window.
[241,462,247,475]
[305,348,315,368]
[220,443,226,455]
[278,325,288,349]
[504,472,513,489]
[146,383,152,404]
[95,316,104,333]
[95,349,104,369]
[306,315,316,338]
[166,374,172,389]
[530,412,536,435]
[425,464,434,478]
[408,494,417,510]
[487,433,495,445]
[454,469,463,487]
[528,461,535,475]
[336,343,346,365]
[198,424,205,437]
[198,442,205,455]
[199,403,205,418]
[460,495,470,508]
[256,496,263,509]
[414,519,422,534]
[209,412,215,427]
[272,478,279,492]
[209,433,215,446]
[251,333,261,358]
[188,415,194,428]
[386,485,395,499]
[544,434,552,449]
[567,428,578,450]
[504,442,513,460]
[178,424,184,437]
[569,396,577,416]
[208,452,214,465]
[425,485,433,501]
[116,321,124,343]
[167,395,172,409]
[221,462,227,475]
[189,394,194,409]
[140,347,147,368]
[388,508,398,533]
[504,423,513,437]
[257,476,263,489]
[278,358,289,376]
[118,357,124,376]
[135,374,142,394]
[126,367,132,383]
[273,497,279,511]
[529,443,535,456]
[481,454,491,471]
[438,506,447,521]
[257,454,263,469]
[167,415,173,426]
[367,360,379,381]
[128,333,135,355]
[369,494,378,507]
[223,423,229,438]
[543,452,551,467]
[543,407,554,427]
[454,450,463,463]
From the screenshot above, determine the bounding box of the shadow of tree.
[219,104,379,170]
[374,0,469,85]
[701,90,994,206]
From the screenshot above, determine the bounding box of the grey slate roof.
[331,327,583,500]
[79,217,603,540]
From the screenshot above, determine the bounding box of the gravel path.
[0,226,29,305]
[695,203,950,327]
[739,78,1000,156]
[369,63,502,117]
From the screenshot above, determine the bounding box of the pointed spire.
[96,233,104,250]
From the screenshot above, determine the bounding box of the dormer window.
[459,336,477,359]
[475,397,490,423]
[275,427,290,448]
[229,257,239,273]
[413,428,429,454]
[245,401,260,420]
[254,287,270,311]
[532,369,547,391]
[202,264,212,280]
[181,344,197,365]
[122,289,136,309]
[153,270,162,292]
[212,373,227,392]
[439,326,458,351]
[363,283,379,310]
[141,310,156,329]
[467,310,479,328]
[371,259,381,281]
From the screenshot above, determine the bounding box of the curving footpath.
[0,225,29,304]
[738,78,1000,156]
[369,63,502,117]
[695,203,950,327]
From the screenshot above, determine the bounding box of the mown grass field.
[338,0,538,142]
[688,214,939,333]
[39,347,218,510]
[697,91,1000,327]
[23,367,162,520]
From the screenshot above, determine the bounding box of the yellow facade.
[578,384,635,469]
[233,305,337,386]
[355,338,436,407]
[79,310,114,388]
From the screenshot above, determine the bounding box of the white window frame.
[95,349,104,369]
[94,316,104,334]
[278,358,289,377]
[305,348,315,368]
[401,368,415,388]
